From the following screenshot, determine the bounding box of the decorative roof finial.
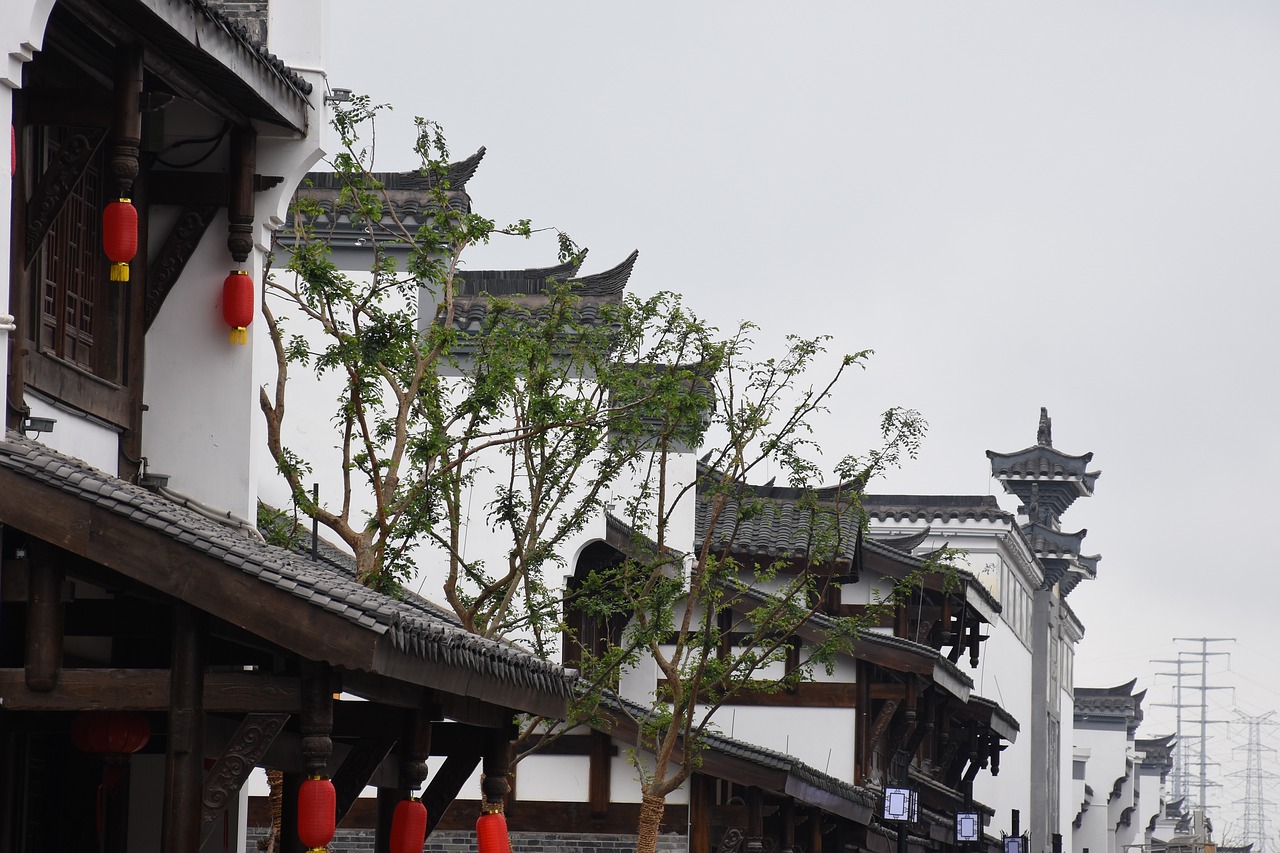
[1037,407,1052,447]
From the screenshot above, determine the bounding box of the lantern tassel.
[110,262,130,282]
[230,326,248,345]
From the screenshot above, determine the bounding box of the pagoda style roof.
[987,409,1100,527]
[862,494,1014,525]
[1075,680,1146,733]
[0,432,571,717]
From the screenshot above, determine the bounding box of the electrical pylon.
[1153,638,1235,819]
[1230,710,1276,853]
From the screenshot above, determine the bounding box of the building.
[1,3,574,852]
[862,409,1102,851]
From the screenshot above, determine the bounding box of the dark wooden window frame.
[18,123,140,431]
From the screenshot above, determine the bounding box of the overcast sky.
[325,3,1280,835]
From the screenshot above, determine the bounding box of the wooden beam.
[20,87,113,127]
[200,713,290,847]
[333,738,397,824]
[0,668,299,711]
[423,747,484,838]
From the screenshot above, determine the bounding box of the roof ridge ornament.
[1037,407,1052,447]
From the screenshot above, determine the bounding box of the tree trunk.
[637,792,667,853]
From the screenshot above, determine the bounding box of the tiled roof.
[862,494,1014,524]
[0,432,569,703]
[696,488,862,564]
[457,257,585,297]
[448,251,638,333]
[189,0,313,96]
[87,0,313,132]
[1075,680,1145,731]
[290,153,485,249]
[599,690,878,812]
[723,583,974,694]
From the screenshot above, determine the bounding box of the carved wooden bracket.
[868,697,901,755]
[199,713,290,847]
[145,206,217,330]
[24,130,106,263]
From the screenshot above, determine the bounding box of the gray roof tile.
[0,431,570,702]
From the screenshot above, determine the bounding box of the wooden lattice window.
[35,127,123,383]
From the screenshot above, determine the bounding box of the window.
[35,127,124,383]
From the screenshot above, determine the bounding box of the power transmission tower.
[1231,710,1276,853]
[1154,654,1195,805]
[1168,638,1235,818]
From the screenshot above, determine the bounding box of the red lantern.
[102,198,137,282]
[297,776,336,853]
[390,799,428,853]
[476,811,510,853]
[222,270,254,345]
[71,711,151,756]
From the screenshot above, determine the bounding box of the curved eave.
[569,249,638,296]
[71,0,312,133]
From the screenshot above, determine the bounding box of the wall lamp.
[324,87,353,105]
[20,416,56,437]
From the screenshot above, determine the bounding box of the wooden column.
[689,774,712,853]
[481,725,514,812]
[226,126,256,265]
[24,541,63,691]
[376,711,430,853]
[588,729,611,817]
[778,800,796,853]
[163,605,205,853]
[6,95,29,431]
[807,807,824,853]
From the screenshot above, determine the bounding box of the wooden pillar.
[375,710,430,853]
[163,605,205,853]
[588,729,611,817]
[689,774,712,853]
[24,542,63,690]
[226,126,256,265]
[481,725,513,813]
[779,800,796,853]
[6,95,29,431]
[807,807,823,853]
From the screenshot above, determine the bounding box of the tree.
[262,99,955,852]
[262,99,713,651]
[523,326,952,853]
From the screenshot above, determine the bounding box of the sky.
[324,3,1280,837]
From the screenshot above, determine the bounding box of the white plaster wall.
[1074,724,1129,853]
[714,705,857,780]
[23,394,120,474]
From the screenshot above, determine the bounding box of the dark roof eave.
[0,434,570,719]
[99,0,313,132]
